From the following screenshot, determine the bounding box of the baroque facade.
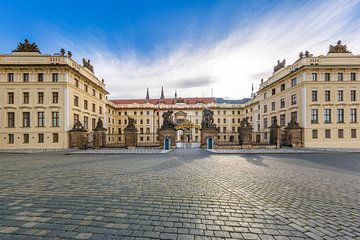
[0,39,359,149]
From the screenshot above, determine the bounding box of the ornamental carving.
[124,116,137,131]
[287,118,300,128]
[94,118,106,131]
[201,108,216,128]
[273,59,286,73]
[72,119,84,131]
[175,119,200,130]
[82,58,94,73]
[328,40,351,54]
[13,39,40,53]
[240,117,252,128]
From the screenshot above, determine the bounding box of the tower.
[146,88,150,100]
[160,86,165,99]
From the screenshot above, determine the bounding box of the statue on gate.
[124,116,137,131]
[201,108,216,128]
[94,118,106,131]
[72,119,84,131]
[240,117,252,128]
[161,110,175,130]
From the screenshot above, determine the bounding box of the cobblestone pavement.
[0,149,359,240]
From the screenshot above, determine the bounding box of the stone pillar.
[269,124,280,147]
[124,129,137,148]
[201,127,219,148]
[158,129,176,149]
[239,126,253,147]
[285,120,303,148]
[93,130,106,148]
[69,130,88,149]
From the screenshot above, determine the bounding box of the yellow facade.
[1,40,359,149]
[0,46,108,149]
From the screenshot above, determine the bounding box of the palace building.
[0,39,359,149]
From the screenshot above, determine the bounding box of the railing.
[217,132,240,146]
[251,131,270,145]
[105,134,126,148]
[136,133,159,147]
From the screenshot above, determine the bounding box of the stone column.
[285,120,303,148]
[200,127,219,148]
[69,129,88,149]
[158,128,176,149]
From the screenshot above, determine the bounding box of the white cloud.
[81,0,360,99]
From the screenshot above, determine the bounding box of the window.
[291,78,297,87]
[7,112,15,128]
[74,96,79,107]
[281,83,285,91]
[93,89,96,96]
[84,116,88,129]
[337,90,344,101]
[311,109,318,123]
[92,103,96,112]
[312,90,318,102]
[264,92,267,99]
[84,100,88,110]
[223,118,226,124]
[280,114,286,127]
[324,73,330,81]
[291,111,298,123]
[280,98,285,108]
[38,133,44,143]
[23,92,29,104]
[8,73,14,82]
[263,104,267,113]
[263,118,268,128]
[311,73,317,81]
[23,134,29,144]
[291,94,297,105]
[38,92,44,104]
[52,112,59,127]
[99,93,102,100]
[75,79,79,87]
[271,116,277,126]
[271,102,276,111]
[37,112,45,127]
[22,112,30,127]
[272,88,276,95]
[53,133,59,143]
[92,118,96,129]
[351,129,357,138]
[8,92,14,104]
[325,129,331,139]
[351,90,356,101]
[337,73,343,81]
[23,73,29,82]
[350,108,357,123]
[99,106,103,115]
[325,90,331,102]
[38,73,44,82]
[52,92,59,104]
[74,114,79,124]
[84,84,88,92]
[52,73,59,82]
[338,129,344,138]
[351,72,356,81]
[324,109,331,123]
[8,134,14,144]
[337,109,344,123]
[312,130,318,139]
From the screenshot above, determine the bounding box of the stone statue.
[271,117,278,127]
[82,58,94,73]
[124,116,137,131]
[328,40,351,54]
[161,111,175,129]
[273,59,286,73]
[201,108,216,128]
[13,39,40,53]
[60,48,65,56]
[299,52,304,59]
[94,118,105,131]
[72,119,84,131]
[67,51,72,58]
[240,117,252,128]
[287,118,300,128]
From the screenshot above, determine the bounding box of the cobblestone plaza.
[0,150,359,239]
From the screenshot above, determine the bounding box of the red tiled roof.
[110,97,215,105]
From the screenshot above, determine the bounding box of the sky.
[1,0,360,99]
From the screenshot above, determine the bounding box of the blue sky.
[1,0,360,99]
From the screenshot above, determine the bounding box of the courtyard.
[0,149,359,240]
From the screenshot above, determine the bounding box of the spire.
[175,89,177,99]
[160,86,165,99]
[146,88,150,100]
